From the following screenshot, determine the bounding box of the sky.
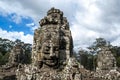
[0,0,120,51]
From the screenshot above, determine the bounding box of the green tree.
[110,46,120,67]
[116,57,120,67]
[88,38,111,54]
[0,52,9,65]
[78,49,88,68]
[77,49,95,70]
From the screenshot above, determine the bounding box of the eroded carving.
[16,7,81,80]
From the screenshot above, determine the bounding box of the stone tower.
[32,7,73,69]
[97,46,116,70]
[9,44,24,66]
[16,8,81,80]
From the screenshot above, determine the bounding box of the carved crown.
[47,7,63,16]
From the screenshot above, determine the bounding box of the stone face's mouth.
[46,60,57,64]
[43,58,59,67]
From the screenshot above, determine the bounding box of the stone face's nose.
[50,46,55,58]
[49,42,54,57]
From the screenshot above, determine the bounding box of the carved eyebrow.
[44,52,50,54]
[45,46,50,50]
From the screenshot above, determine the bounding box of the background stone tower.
[97,46,116,70]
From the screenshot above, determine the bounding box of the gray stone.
[97,46,116,70]
[94,46,120,80]
[16,7,81,80]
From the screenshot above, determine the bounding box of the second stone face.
[97,46,116,70]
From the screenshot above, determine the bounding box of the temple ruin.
[0,7,120,80]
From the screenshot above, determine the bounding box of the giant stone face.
[41,40,59,67]
[32,7,73,69]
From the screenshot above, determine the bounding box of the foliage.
[116,57,120,67]
[0,38,32,65]
[23,43,32,64]
[77,49,96,70]
[0,52,9,65]
[0,38,14,65]
[88,38,111,54]
[110,46,120,67]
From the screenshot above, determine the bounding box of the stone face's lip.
[43,56,58,60]
[46,60,56,62]
[43,57,58,62]
[43,59,58,66]
[43,58,58,61]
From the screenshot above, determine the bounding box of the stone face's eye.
[43,46,50,54]
[53,46,59,51]
[45,46,50,51]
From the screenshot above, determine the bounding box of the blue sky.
[0,13,34,35]
[0,0,120,50]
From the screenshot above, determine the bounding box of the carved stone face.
[41,41,59,67]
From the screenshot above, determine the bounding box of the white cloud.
[0,28,33,44]
[11,14,22,24]
[26,23,35,27]
[111,37,120,47]
[70,0,120,50]
[0,0,120,50]
[26,23,38,31]
[9,25,12,29]
[0,0,51,24]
